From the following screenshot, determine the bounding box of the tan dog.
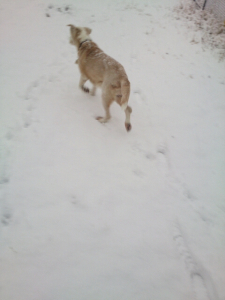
[68,24,132,131]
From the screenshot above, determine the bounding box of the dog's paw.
[96,116,108,123]
[82,86,89,93]
[125,123,132,132]
[96,116,105,123]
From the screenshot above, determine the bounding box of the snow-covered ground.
[0,0,225,299]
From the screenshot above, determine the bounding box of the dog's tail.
[120,79,130,111]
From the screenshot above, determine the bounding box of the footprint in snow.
[1,208,12,226]
[156,142,170,176]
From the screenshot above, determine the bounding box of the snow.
[0,0,225,299]
[173,0,225,61]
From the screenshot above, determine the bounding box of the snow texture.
[173,0,225,60]
[0,0,225,299]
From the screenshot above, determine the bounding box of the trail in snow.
[173,222,219,300]
[155,135,220,300]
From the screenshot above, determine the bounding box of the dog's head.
[67,25,92,48]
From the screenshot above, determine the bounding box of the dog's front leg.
[96,96,112,123]
[79,75,89,93]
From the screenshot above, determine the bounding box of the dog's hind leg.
[115,96,132,131]
[124,105,132,131]
[79,75,89,93]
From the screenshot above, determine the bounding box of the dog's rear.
[68,24,132,131]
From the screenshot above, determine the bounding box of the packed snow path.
[0,0,225,299]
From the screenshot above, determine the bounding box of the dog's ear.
[85,27,92,35]
[67,24,75,35]
[68,24,80,38]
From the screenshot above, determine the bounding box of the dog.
[68,25,132,131]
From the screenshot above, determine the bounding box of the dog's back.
[78,42,128,87]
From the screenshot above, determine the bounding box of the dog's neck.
[79,39,91,49]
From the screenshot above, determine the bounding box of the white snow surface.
[0,0,225,299]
